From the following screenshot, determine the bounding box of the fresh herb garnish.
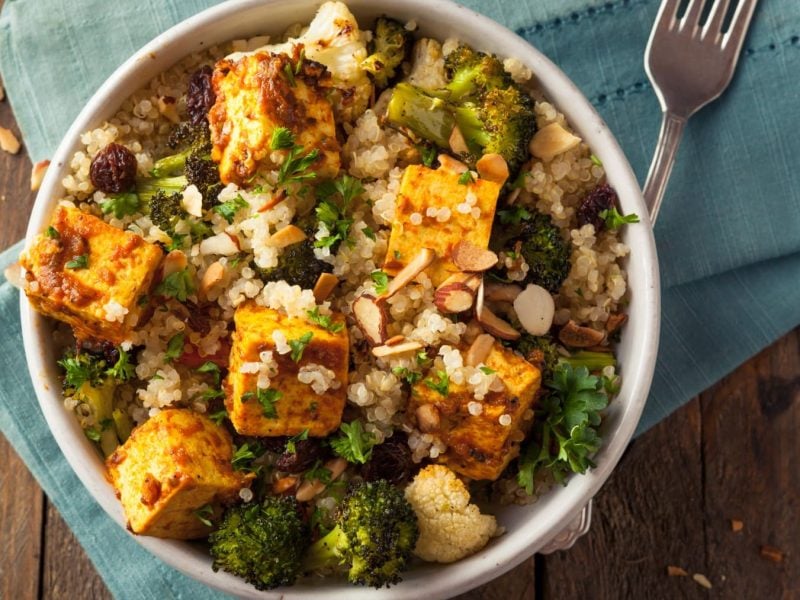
[498,206,532,225]
[288,332,313,363]
[270,126,295,151]
[314,174,363,249]
[304,459,332,484]
[107,348,135,381]
[208,408,228,426]
[65,254,89,270]
[271,128,320,187]
[156,268,195,302]
[479,366,496,375]
[330,420,376,464]
[166,233,186,252]
[164,332,185,363]
[600,207,640,230]
[232,441,265,473]
[590,154,603,167]
[361,225,376,241]
[393,250,402,260]
[198,388,225,401]
[423,370,449,397]
[193,503,215,527]
[306,307,344,333]
[392,366,422,385]
[419,144,437,168]
[213,194,249,224]
[58,352,106,390]
[370,270,389,295]
[283,62,296,86]
[196,361,221,386]
[84,427,102,442]
[286,428,309,454]
[46,226,60,239]
[256,387,282,418]
[458,171,475,185]
[100,192,140,219]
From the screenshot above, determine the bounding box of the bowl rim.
[20,0,660,598]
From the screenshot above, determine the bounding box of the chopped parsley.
[600,207,640,230]
[479,366,496,375]
[107,348,135,381]
[330,420,376,464]
[270,126,295,151]
[392,366,422,385]
[419,144,437,168]
[193,503,215,527]
[166,233,186,252]
[370,270,389,295]
[590,154,603,167]
[498,206,532,225]
[314,174,363,249]
[361,225,376,241]
[196,361,221,386]
[213,194,249,224]
[198,388,225,402]
[58,352,105,390]
[232,441,264,473]
[163,332,185,363]
[100,192,140,219]
[208,408,228,426]
[394,250,402,260]
[271,128,320,187]
[304,460,332,484]
[306,307,344,333]
[254,388,282,418]
[156,268,195,302]
[423,370,449,397]
[288,332,313,363]
[46,226,59,239]
[286,429,309,454]
[84,427,102,442]
[283,62,296,86]
[458,170,475,185]
[65,254,89,270]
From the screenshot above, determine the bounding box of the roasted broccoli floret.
[362,17,411,89]
[386,44,536,173]
[304,480,419,588]
[559,350,617,372]
[255,238,333,290]
[146,189,186,234]
[209,496,309,591]
[514,334,560,379]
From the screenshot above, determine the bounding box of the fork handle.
[643,112,686,224]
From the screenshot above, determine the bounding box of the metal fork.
[643,0,759,223]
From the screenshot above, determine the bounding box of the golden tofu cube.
[383,164,501,286]
[20,205,163,343]
[226,302,348,437]
[410,342,541,480]
[210,49,340,185]
[106,409,251,539]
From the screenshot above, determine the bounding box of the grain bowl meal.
[18,1,639,590]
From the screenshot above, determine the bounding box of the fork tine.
[725,0,759,49]
[704,0,731,35]
[682,0,707,27]
[654,0,682,29]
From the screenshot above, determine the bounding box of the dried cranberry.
[89,143,137,193]
[576,184,618,231]
[275,438,325,474]
[186,66,215,125]
[361,433,415,485]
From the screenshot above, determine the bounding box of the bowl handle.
[538,499,593,553]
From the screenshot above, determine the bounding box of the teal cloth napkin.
[1,0,799,597]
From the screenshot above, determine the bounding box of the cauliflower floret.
[406,38,448,90]
[229,1,372,123]
[404,464,497,563]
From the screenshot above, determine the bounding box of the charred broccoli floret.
[146,189,186,234]
[386,44,536,173]
[362,17,411,89]
[255,238,332,290]
[514,334,560,379]
[303,480,418,588]
[209,496,309,591]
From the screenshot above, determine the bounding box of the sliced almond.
[161,250,188,278]
[667,566,688,577]
[181,184,203,217]
[352,294,388,346]
[529,122,582,162]
[385,334,406,346]
[0,126,21,154]
[484,282,523,302]
[157,96,180,124]
[449,125,469,155]
[259,188,287,212]
[295,457,347,502]
[372,340,423,358]
[558,320,605,348]
[476,281,519,340]
[30,160,50,192]
[605,313,628,333]
[463,319,483,345]
[465,333,496,367]
[434,282,477,314]
[514,284,555,336]
[476,153,509,185]
[199,232,239,256]
[272,475,299,494]
[380,248,436,299]
[3,262,23,290]
[200,261,225,301]
[416,404,441,433]
[451,241,498,273]
[269,224,306,248]
[437,154,469,174]
[692,574,713,589]
[312,272,339,303]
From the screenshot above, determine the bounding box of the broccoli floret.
[304,480,419,588]
[444,44,512,102]
[514,334,560,379]
[255,238,332,290]
[146,189,186,234]
[209,496,309,590]
[362,17,411,89]
[559,350,617,372]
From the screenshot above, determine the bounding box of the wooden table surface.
[1,78,798,600]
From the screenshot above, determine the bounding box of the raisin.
[275,438,325,473]
[89,143,137,193]
[577,184,618,231]
[361,433,415,484]
[186,66,215,125]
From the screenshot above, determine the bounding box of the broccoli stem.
[150,149,191,177]
[303,525,347,572]
[387,83,455,149]
[558,351,617,371]
[136,175,188,202]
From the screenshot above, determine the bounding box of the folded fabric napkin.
[1,0,798,597]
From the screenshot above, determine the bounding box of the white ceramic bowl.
[21,0,660,597]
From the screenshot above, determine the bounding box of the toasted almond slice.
[3,262,23,290]
[199,232,239,256]
[385,334,406,346]
[463,319,483,345]
[451,241,498,273]
[514,284,555,336]
[258,188,287,212]
[272,475,299,495]
[529,122,582,162]
[465,333,496,366]
[181,184,203,217]
[157,96,180,124]
[30,160,50,192]
[0,126,21,154]
[437,154,469,174]
[312,272,339,303]
[558,320,605,348]
[295,457,347,502]
[269,224,306,248]
[161,250,188,278]
[476,282,520,341]
[352,294,388,346]
[692,574,713,589]
[484,282,523,302]
[380,248,436,299]
[434,276,478,314]
[372,340,423,358]
[605,313,628,333]
[476,153,509,184]
[449,125,469,155]
[200,261,225,301]
[416,404,441,433]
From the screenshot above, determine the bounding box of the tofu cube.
[20,205,163,343]
[383,164,501,286]
[106,409,251,539]
[226,302,349,437]
[210,50,340,185]
[409,342,541,480]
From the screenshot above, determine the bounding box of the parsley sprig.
[330,420,376,464]
[423,370,450,397]
[100,192,140,219]
[243,388,282,418]
[213,194,249,224]
[306,307,344,333]
[314,174,364,250]
[286,428,309,454]
[600,207,640,230]
[58,346,137,391]
[288,332,313,363]
[156,268,195,302]
[270,127,320,187]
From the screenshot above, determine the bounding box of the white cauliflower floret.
[230,1,372,123]
[406,38,448,90]
[404,464,497,563]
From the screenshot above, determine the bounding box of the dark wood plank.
[459,556,536,600]
[700,327,800,598]
[540,399,709,599]
[41,503,113,600]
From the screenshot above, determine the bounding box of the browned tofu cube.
[106,409,251,539]
[225,302,348,437]
[382,164,501,286]
[409,342,541,480]
[20,205,163,343]
[210,49,340,185]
